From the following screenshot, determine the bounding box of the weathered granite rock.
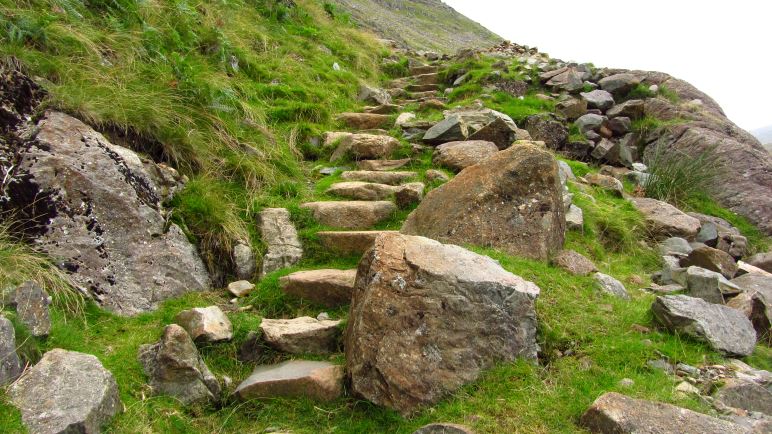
[227,280,255,298]
[260,316,342,354]
[556,97,588,120]
[659,237,693,256]
[630,198,701,240]
[566,204,584,230]
[340,170,417,185]
[394,182,425,209]
[468,117,520,149]
[432,140,498,172]
[681,245,738,279]
[607,99,644,119]
[0,315,21,386]
[280,269,357,308]
[138,324,220,404]
[301,201,396,229]
[422,115,469,144]
[683,266,741,304]
[257,208,303,277]
[581,392,746,433]
[336,113,391,130]
[747,252,772,273]
[715,378,772,415]
[553,250,597,276]
[326,181,401,201]
[652,295,756,356]
[357,84,392,105]
[599,73,641,96]
[524,114,568,149]
[330,134,400,162]
[729,273,772,344]
[10,349,122,434]
[594,273,630,299]
[175,306,233,343]
[316,230,400,256]
[235,360,343,401]
[402,143,565,261]
[357,158,411,171]
[0,111,210,315]
[4,281,51,337]
[425,169,450,183]
[413,423,475,434]
[345,233,540,415]
[232,241,256,280]
[580,90,615,111]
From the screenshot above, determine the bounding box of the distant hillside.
[331,0,501,53]
[751,125,772,152]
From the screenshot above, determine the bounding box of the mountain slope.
[751,125,772,152]
[331,0,501,53]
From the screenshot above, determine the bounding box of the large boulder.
[422,115,469,144]
[630,198,701,240]
[138,324,221,405]
[581,392,746,433]
[0,111,210,315]
[468,117,520,149]
[682,266,740,304]
[652,295,756,356]
[0,315,22,386]
[432,140,498,172]
[580,90,615,111]
[256,208,303,277]
[402,143,565,261]
[9,349,122,434]
[747,252,772,273]
[598,73,641,96]
[715,378,772,416]
[345,233,540,415]
[357,83,392,105]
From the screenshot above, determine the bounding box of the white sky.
[443,0,771,131]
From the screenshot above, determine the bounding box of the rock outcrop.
[1,99,210,315]
[402,142,565,261]
[9,349,122,434]
[345,233,539,415]
[0,315,21,386]
[432,140,498,172]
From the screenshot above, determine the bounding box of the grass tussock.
[643,143,723,207]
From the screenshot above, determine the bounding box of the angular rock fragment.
[683,266,740,304]
[594,273,630,299]
[0,315,21,386]
[257,208,303,277]
[553,250,597,276]
[715,378,772,415]
[235,360,343,401]
[432,140,498,172]
[280,269,357,308]
[301,201,396,229]
[4,281,51,337]
[260,316,342,354]
[631,198,701,240]
[175,306,233,343]
[681,245,738,279]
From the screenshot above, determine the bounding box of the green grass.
[643,143,723,208]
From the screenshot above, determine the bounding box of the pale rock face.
[0,315,22,386]
[594,273,630,300]
[10,349,123,434]
[280,269,357,308]
[257,208,303,277]
[432,140,498,172]
[345,232,540,415]
[260,316,342,354]
[301,201,396,230]
[630,197,701,240]
[174,306,233,343]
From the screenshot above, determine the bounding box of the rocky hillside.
[752,125,772,153]
[330,0,501,53]
[2,1,772,434]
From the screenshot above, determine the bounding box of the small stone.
[553,250,597,276]
[175,306,233,343]
[647,358,674,374]
[425,169,450,183]
[228,280,255,297]
[594,273,630,299]
[316,312,330,321]
[676,363,701,377]
[585,173,624,195]
[618,378,635,388]
[260,317,342,354]
[631,324,651,333]
[675,381,701,396]
[566,204,584,230]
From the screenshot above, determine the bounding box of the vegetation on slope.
[1,2,771,434]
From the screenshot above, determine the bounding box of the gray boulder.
[0,315,21,386]
[402,142,565,261]
[575,114,606,133]
[594,273,630,299]
[607,99,644,119]
[174,306,233,343]
[581,392,746,433]
[423,115,469,145]
[0,111,210,315]
[598,73,641,96]
[630,198,701,240]
[747,252,772,273]
[4,281,51,337]
[138,324,221,405]
[357,83,392,105]
[467,117,520,150]
[652,295,756,356]
[728,273,772,344]
[658,237,693,256]
[715,378,772,415]
[345,232,540,415]
[683,266,740,304]
[257,208,303,277]
[9,349,122,434]
[681,245,738,279]
[580,90,615,111]
[232,242,256,280]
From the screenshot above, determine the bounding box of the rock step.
[410,65,438,75]
[406,84,439,93]
[363,104,401,115]
[357,158,411,171]
[336,112,391,130]
[340,170,417,185]
[259,316,342,354]
[408,90,439,100]
[411,73,440,86]
[280,269,357,307]
[316,230,400,256]
[325,182,424,207]
[235,360,344,401]
[300,201,396,230]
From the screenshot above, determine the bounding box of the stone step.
[316,230,400,256]
[387,77,411,89]
[280,269,357,307]
[357,158,411,171]
[300,201,396,229]
[340,170,417,185]
[410,65,438,75]
[259,316,342,354]
[412,73,440,86]
[406,84,439,93]
[326,181,402,201]
[363,104,401,115]
[410,90,439,100]
[336,113,391,130]
[235,360,344,401]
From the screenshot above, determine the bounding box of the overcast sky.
[443,0,770,131]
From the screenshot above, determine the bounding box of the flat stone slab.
[235,360,343,401]
[326,181,400,201]
[301,201,396,229]
[581,392,746,433]
[330,133,399,162]
[652,295,756,356]
[340,170,417,185]
[316,230,400,256]
[260,316,342,354]
[357,158,411,171]
[336,112,391,130]
[631,197,701,240]
[9,349,122,434]
[175,306,233,342]
[280,269,357,307]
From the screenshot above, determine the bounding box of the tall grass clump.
[643,143,723,206]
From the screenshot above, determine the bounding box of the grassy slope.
[1,3,771,434]
[331,0,501,53]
